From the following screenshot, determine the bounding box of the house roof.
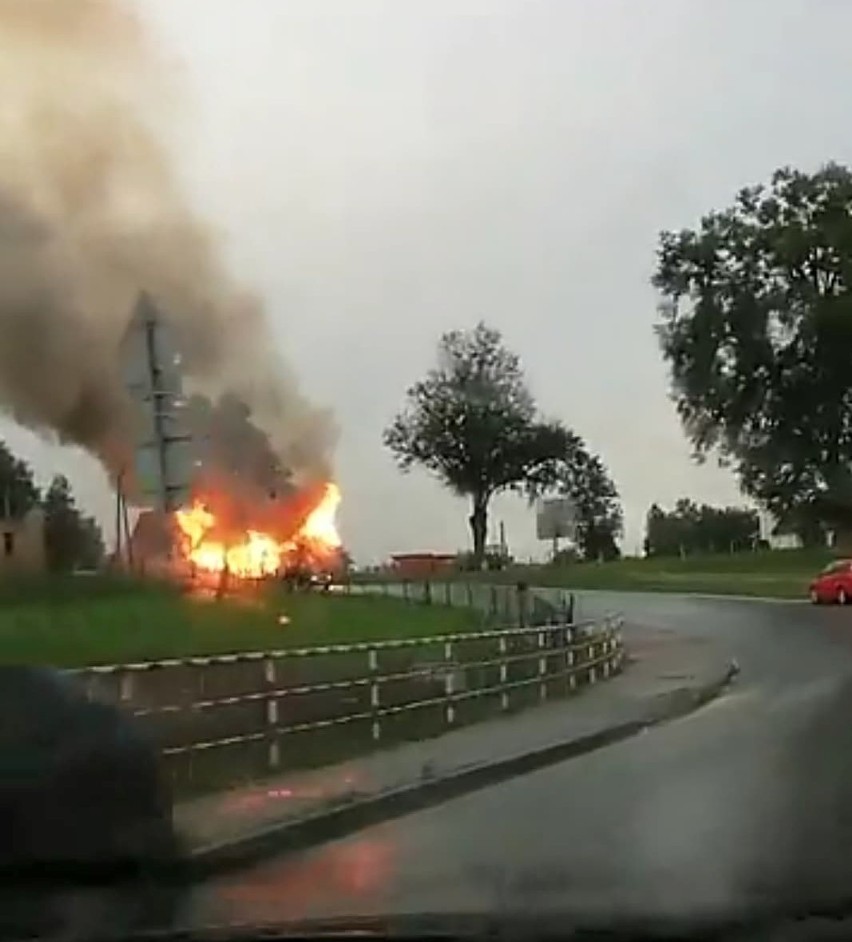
[130,511,174,559]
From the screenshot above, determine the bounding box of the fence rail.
[70,584,623,795]
[350,579,575,627]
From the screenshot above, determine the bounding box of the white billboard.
[536,498,576,542]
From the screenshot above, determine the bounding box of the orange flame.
[300,483,342,548]
[174,483,342,579]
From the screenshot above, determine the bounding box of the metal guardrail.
[349,579,575,627]
[71,607,624,792]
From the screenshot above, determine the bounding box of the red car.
[809,559,852,604]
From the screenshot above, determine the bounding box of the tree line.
[644,500,760,558]
[0,441,104,572]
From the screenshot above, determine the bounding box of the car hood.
[106,904,852,942]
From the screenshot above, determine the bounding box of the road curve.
[187,594,852,926]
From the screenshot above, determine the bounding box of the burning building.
[120,301,343,582]
[130,474,343,583]
[174,481,342,580]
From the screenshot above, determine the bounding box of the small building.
[130,510,174,562]
[758,510,803,550]
[390,553,457,578]
[0,509,46,574]
[121,510,179,576]
[758,509,835,550]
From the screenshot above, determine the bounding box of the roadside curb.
[186,660,739,879]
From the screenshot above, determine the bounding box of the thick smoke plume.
[0,0,335,489]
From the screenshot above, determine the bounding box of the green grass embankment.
[358,548,836,599]
[0,575,482,667]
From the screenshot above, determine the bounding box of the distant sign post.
[536,498,576,559]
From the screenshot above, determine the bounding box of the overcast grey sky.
[5,0,850,562]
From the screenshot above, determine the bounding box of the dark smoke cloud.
[185,392,296,500]
[0,0,336,486]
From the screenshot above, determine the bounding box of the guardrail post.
[465,582,473,608]
[369,649,381,741]
[538,630,548,701]
[516,582,529,628]
[444,640,455,725]
[264,657,280,770]
[614,617,625,670]
[499,635,509,710]
[185,665,202,789]
[587,639,597,685]
[444,582,452,606]
[118,669,134,705]
[566,627,577,691]
[424,581,432,605]
[81,670,96,703]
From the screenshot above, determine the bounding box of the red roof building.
[390,552,457,578]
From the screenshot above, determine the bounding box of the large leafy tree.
[0,441,39,519]
[43,475,104,571]
[569,452,623,561]
[654,163,852,534]
[384,323,572,564]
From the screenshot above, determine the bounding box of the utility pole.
[132,293,194,514]
[113,473,134,569]
[119,292,196,568]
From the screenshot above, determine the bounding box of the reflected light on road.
[222,767,371,815]
[218,836,394,922]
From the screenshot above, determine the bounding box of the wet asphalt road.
[186,593,852,926]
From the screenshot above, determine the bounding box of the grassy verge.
[0,576,483,667]
[357,548,835,599]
